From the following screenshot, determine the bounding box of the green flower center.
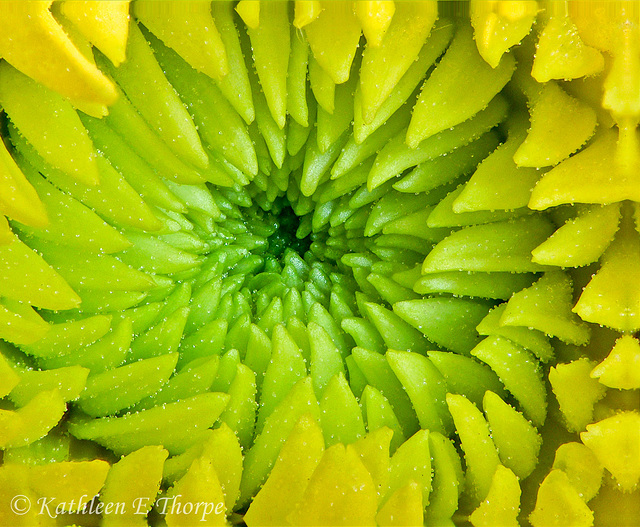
[265,200,311,259]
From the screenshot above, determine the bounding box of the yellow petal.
[469,465,521,527]
[552,442,603,503]
[0,135,48,229]
[347,427,393,501]
[514,81,598,168]
[376,481,423,527]
[355,1,396,47]
[529,469,594,527]
[0,299,51,346]
[60,0,130,67]
[0,1,117,105]
[244,415,324,526]
[470,0,538,68]
[532,16,604,82]
[531,204,621,268]
[165,457,228,526]
[287,443,377,526]
[294,1,323,29]
[1,390,67,449]
[581,412,640,492]
[529,130,640,210]
[236,0,260,30]
[549,358,607,433]
[135,0,228,80]
[0,351,20,398]
[573,219,640,332]
[0,216,12,246]
[101,446,168,527]
[304,1,362,84]
[591,335,640,390]
[28,460,110,511]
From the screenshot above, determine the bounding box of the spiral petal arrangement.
[0,1,638,526]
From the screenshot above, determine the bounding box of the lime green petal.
[428,351,506,410]
[471,336,547,427]
[424,431,463,525]
[28,460,110,512]
[0,62,100,186]
[360,386,405,454]
[78,353,178,417]
[406,24,515,148]
[483,391,541,479]
[500,271,591,346]
[446,393,500,508]
[355,1,395,48]
[10,365,88,406]
[1,390,67,449]
[476,304,554,363]
[239,377,320,508]
[319,372,365,446]
[102,21,209,170]
[245,0,290,129]
[69,392,230,456]
[359,1,437,123]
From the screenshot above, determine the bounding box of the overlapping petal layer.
[0,2,638,526]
